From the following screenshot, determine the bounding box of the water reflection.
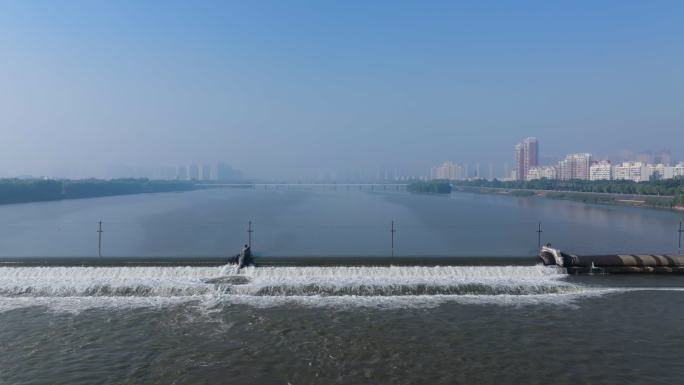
[0,189,681,257]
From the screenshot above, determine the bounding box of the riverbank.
[452,185,682,211]
[452,178,684,210]
[406,180,452,194]
[0,178,202,205]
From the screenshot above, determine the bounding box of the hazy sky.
[1,1,682,179]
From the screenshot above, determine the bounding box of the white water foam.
[225,265,577,296]
[0,264,608,312]
[0,266,217,297]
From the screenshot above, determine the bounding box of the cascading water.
[220,265,578,296]
[0,264,578,298]
[0,266,218,297]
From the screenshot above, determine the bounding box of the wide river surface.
[2,187,684,384]
[0,187,681,257]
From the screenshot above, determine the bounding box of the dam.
[2,249,684,274]
[0,255,538,267]
[540,245,684,274]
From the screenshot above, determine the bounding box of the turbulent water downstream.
[0,264,593,307]
[3,264,684,384]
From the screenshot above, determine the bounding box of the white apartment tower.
[558,153,592,180]
[614,161,651,182]
[589,160,613,181]
[648,164,671,180]
[526,166,557,181]
[673,163,684,178]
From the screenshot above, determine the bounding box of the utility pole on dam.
[537,222,543,251]
[679,222,682,255]
[391,220,396,257]
[247,221,253,248]
[97,221,103,258]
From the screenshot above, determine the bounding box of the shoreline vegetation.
[406,180,452,194]
[0,178,204,205]
[450,178,684,211]
[4,178,683,212]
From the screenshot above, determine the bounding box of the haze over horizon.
[1,1,682,180]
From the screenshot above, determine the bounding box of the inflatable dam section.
[540,246,684,274]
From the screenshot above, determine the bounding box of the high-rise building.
[188,164,200,181]
[558,153,592,180]
[515,137,538,181]
[430,161,466,180]
[590,160,612,181]
[614,161,651,182]
[648,163,670,180]
[176,165,188,181]
[201,164,212,181]
[673,163,684,178]
[215,162,242,181]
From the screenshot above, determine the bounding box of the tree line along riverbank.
[405,179,684,210]
[0,179,200,205]
[449,179,684,210]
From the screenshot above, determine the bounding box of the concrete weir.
[0,255,539,267]
[540,246,684,274]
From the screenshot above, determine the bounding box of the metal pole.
[97,221,103,257]
[536,221,543,251]
[248,221,253,248]
[391,220,396,257]
[679,221,683,255]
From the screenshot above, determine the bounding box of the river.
[0,187,681,257]
[1,188,684,384]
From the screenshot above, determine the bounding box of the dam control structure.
[540,245,684,274]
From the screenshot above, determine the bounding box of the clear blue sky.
[1,0,682,179]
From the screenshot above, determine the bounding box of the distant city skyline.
[429,136,682,183]
[5,141,682,183]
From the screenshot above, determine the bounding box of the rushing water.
[1,189,684,384]
[2,264,684,384]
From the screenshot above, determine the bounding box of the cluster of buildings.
[430,161,494,181]
[428,138,683,183]
[430,162,469,180]
[105,162,243,181]
[516,138,684,182]
[169,162,242,181]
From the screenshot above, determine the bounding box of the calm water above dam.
[2,188,684,385]
[0,187,682,257]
